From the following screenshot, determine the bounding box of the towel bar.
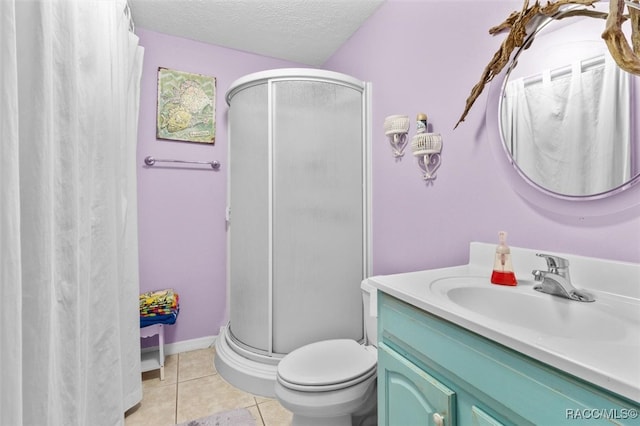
[144,155,220,170]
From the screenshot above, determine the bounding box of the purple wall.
[136,29,300,345]
[324,0,640,275]
[137,0,640,345]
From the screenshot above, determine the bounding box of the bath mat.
[177,408,256,426]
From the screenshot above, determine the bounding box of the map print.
[157,68,216,144]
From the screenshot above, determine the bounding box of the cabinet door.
[379,344,456,426]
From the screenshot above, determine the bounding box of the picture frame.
[156,67,216,144]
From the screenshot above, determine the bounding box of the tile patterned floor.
[125,347,292,426]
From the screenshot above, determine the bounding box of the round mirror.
[498,4,640,199]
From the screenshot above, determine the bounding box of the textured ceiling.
[129,0,385,66]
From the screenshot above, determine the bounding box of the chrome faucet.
[531,253,595,302]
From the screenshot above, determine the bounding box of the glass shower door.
[228,83,271,352]
[227,72,368,358]
[271,79,365,353]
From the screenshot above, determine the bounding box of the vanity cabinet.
[378,292,640,426]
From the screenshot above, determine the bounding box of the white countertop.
[367,242,640,403]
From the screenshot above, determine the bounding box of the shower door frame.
[225,69,372,359]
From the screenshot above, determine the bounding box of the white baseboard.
[141,335,217,356]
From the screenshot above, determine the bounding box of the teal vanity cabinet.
[377,292,640,426]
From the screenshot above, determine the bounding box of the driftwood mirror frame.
[456,0,640,128]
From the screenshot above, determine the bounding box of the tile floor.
[124,347,293,426]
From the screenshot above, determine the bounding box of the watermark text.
[566,408,638,421]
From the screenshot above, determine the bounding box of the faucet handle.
[536,253,569,272]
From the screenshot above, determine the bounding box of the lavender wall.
[136,0,640,346]
[324,0,640,276]
[136,29,301,345]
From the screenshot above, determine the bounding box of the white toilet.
[274,280,378,426]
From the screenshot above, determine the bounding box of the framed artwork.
[156,67,216,144]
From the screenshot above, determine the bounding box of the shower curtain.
[0,1,144,425]
[502,55,631,195]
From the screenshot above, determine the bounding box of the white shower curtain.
[1,1,144,425]
[502,55,631,195]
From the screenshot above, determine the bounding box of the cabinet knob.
[433,412,445,426]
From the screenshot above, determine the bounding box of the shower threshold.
[214,323,282,398]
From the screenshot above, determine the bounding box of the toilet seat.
[277,339,377,392]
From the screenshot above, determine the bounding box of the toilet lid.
[277,339,377,387]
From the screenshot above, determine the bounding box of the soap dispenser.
[491,231,517,286]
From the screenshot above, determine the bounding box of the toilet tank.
[360,279,378,346]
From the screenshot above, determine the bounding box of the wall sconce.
[384,115,410,157]
[411,113,443,181]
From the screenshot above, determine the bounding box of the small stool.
[140,323,165,380]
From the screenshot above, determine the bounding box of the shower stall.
[215,69,371,397]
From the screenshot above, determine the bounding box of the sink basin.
[429,276,630,341]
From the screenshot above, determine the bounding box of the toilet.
[274,280,378,426]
